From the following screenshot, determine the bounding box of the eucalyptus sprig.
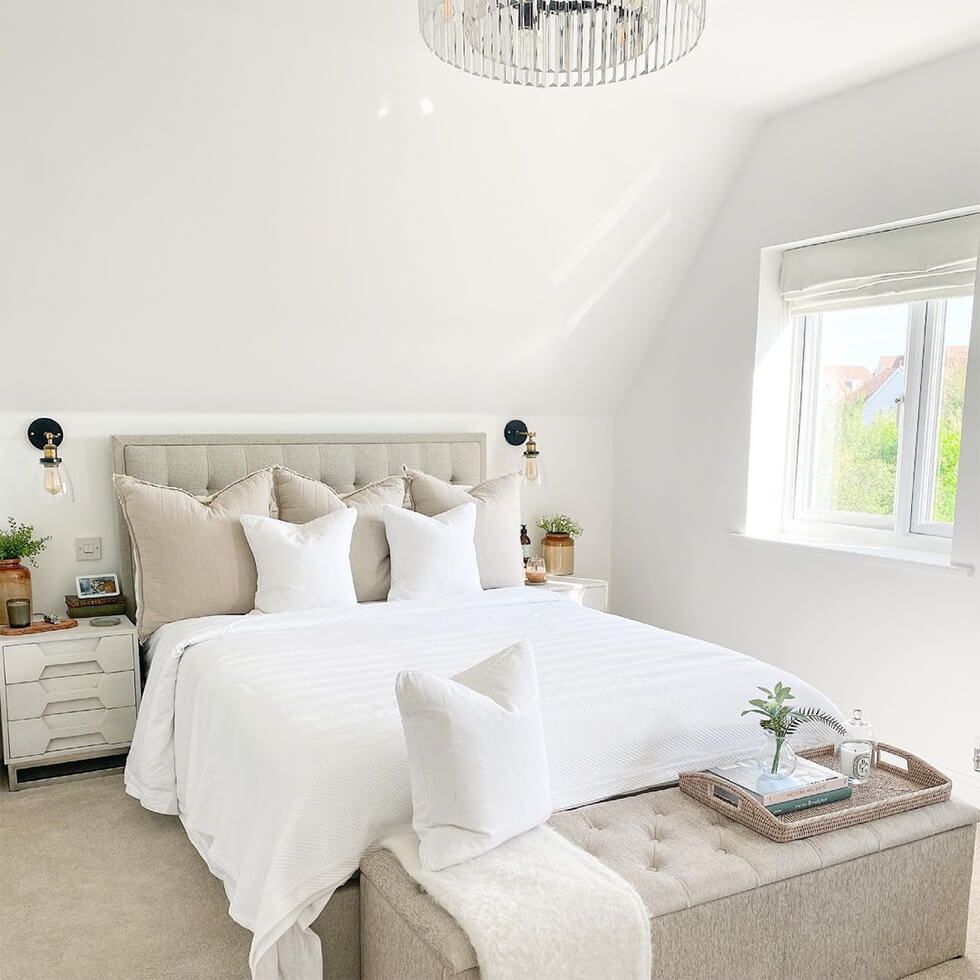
[536,514,583,537]
[0,518,50,567]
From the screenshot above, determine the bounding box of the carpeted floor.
[1,773,977,980]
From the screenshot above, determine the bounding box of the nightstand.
[532,575,609,612]
[0,617,141,790]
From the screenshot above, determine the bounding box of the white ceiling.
[2,1,979,415]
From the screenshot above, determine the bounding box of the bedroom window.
[789,295,973,541]
[770,211,980,554]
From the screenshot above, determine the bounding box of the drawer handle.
[42,696,103,715]
[39,660,100,679]
[48,733,108,752]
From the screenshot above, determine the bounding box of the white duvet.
[126,588,840,980]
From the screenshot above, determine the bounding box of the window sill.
[731,531,974,576]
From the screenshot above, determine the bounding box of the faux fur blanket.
[383,825,652,980]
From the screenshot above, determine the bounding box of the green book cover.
[767,786,852,815]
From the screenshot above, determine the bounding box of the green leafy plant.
[0,518,50,567]
[742,682,847,775]
[536,514,583,537]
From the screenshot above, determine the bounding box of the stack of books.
[709,757,851,815]
[65,593,128,619]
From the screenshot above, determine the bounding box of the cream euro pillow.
[241,510,357,613]
[384,503,482,601]
[274,469,406,602]
[396,639,552,871]
[404,468,523,589]
[113,469,275,640]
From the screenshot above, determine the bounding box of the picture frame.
[75,573,121,599]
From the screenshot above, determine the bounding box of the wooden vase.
[542,533,574,576]
[0,559,32,626]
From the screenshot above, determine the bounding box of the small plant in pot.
[742,682,847,777]
[0,518,50,626]
[536,514,582,576]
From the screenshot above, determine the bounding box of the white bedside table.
[530,575,608,612]
[0,617,141,790]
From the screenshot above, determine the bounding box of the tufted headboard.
[110,432,486,616]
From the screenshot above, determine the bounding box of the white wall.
[2,412,613,615]
[0,0,748,417]
[612,46,980,801]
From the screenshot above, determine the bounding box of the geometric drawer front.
[6,671,137,722]
[2,634,134,684]
[7,705,137,759]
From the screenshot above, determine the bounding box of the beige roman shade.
[780,212,980,313]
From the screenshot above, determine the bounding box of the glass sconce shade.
[29,422,75,503]
[522,451,543,486]
[36,458,74,502]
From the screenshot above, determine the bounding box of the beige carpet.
[0,773,977,980]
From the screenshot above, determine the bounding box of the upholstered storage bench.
[359,787,977,980]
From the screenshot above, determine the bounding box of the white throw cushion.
[240,510,358,614]
[384,503,482,601]
[396,639,552,871]
[404,468,524,589]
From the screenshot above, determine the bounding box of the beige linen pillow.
[114,469,275,640]
[404,468,524,589]
[273,468,407,602]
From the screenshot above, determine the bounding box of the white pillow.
[405,468,524,589]
[384,503,482,601]
[396,640,552,871]
[240,509,358,613]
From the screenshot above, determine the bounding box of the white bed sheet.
[126,588,841,980]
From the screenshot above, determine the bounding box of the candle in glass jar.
[838,740,873,783]
[6,598,31,628]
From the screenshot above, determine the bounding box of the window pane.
[929,295,973,524]
[805,304,909,518]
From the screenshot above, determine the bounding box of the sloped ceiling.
[3,0,980,414]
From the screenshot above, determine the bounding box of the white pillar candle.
[839,740,872,782]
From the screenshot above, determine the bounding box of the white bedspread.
[126,588,840,980]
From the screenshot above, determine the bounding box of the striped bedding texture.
[125,588,840,980]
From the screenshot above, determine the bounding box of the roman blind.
[780,212,980,314]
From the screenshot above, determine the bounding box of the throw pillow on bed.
[241,510,358,614]
[273,469,407,602]
[114,469,276,640]
[403,468,524,589]
[395,639,552,871]
[384,503,482,601]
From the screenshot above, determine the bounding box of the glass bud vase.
[755,731,798,778]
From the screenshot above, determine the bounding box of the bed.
[113,433,841,980]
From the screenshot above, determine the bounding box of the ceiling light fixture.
[419,0,705,87]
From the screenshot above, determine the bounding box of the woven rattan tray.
[679,743,951,843]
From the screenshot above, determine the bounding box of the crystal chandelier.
[419,0,706,87]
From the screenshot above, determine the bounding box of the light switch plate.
[75,537,103,561]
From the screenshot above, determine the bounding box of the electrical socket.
[75,537,102,562]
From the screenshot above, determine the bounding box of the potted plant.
[536,514,583,576]
[742,682,847,777]
[0,518,50,625]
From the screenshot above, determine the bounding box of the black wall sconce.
[504,419,543,486]
[28,417,74,503]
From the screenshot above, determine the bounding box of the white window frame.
[782,297,969,553]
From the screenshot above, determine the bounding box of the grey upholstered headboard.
[110,432,487,615]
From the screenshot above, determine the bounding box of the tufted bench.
[360,787,977,980]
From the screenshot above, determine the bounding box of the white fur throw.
[383,825,652,980]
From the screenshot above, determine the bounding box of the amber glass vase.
[0,560,32,626]
[541,533,574,576]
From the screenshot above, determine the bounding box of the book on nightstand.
[709,757,852,814]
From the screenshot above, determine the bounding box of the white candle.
[839,740,873,782]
